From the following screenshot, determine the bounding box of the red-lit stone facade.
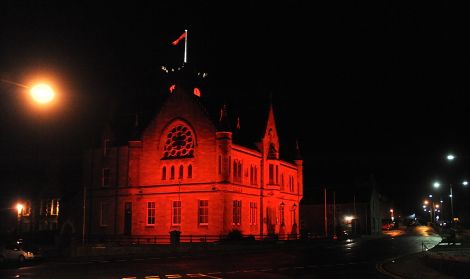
[84,85,303,241]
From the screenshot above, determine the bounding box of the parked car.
[0,244,35,263]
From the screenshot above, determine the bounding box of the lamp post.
[16,202,24,234]
[433,180,467,222]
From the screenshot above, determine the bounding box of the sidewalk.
[380,239,470,278]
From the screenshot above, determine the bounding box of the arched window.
[179,165,184,179]
[233,160,238,180]
[162,166,167,180]
[170,166,175,180]
[188,164,192,178]
[254,166,257,185]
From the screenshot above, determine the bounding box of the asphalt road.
[0,226,441,279]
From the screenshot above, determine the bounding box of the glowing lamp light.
[30,84,54,104]
[447,154,455,161]
[424,200,429,205]
[433,182,440,188]
[344,216,354,222]
[16,203,24,215]
[463,181,468,186]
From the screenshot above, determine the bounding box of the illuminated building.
[84,67,303,241]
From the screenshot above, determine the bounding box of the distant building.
[83,66,303,241]
[300,181,381,237]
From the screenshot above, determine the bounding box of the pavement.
[379,228,470,279]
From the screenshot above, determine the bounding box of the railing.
[83,233,301,246]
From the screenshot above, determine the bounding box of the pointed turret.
[218,104,232,132]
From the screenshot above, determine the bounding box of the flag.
[172,32,186,46]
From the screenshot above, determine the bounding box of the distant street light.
[447,154,455,161]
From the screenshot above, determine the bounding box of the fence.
[83,233,300,246]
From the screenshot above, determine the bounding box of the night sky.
[1,2,469,216]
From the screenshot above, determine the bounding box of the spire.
[218,104,231,131]
[294,139,302,160]
[130,112,141,141]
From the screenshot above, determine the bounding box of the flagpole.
[184,29,188,63]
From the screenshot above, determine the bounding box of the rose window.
[163,125,194,158]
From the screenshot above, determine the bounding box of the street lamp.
[1,78,56,104]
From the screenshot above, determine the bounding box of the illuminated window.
[269,164,274,184]
[179,165,184,179]
[249,202,257,225]
[51,199,59,216]
[172,201,181,225]
[170,166,175,180]
[147,202,156,225]
[21,201,31,216]
[100,202,109,227]
[187,164,192,178]
[163,125,194,159]
[102,168,110,187]
[162,166,167,180]
[233,200,242,225]
[198,200,208,225]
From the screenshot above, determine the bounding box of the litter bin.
[170,230,181,246]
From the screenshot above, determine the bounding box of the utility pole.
[333,191,337,239]
[324,187,328,237]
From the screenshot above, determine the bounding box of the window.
[281,174,285,191]
[170,166,175,180]
[179,165,184,179]
[162,166,167,180]
[188,164,192,178]
[250,165,253,185]
[249,202,257,225]
[147,202,156,225]
[50,199,59,216]
[198,200,208,225]
[289,176,295,192]
[228,156,231,175]
[275,165,279,184]
[172,201,181,225]
[269,164,274,184]
[102,168,110,187]
[254,166,257,185]
[233,160,238,181]
[100,202,109,227]
[103,138,110,157]
[280,203,285,225]
[163,124,194,158]
[233,200,242,225]
[218,156,221,174]
[238,162,242,180]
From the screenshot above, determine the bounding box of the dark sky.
[1,2,469,215]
